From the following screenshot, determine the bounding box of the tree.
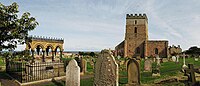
[89,52,95,57]
[185,46,200,55]
[0,2,38,51]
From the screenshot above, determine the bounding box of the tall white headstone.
[66,59,80,86]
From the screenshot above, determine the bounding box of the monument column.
[42,50,45,62]
[60,50,63,58]
[31,49,35,63]
[52,51,55,62]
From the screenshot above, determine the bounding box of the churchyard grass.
[7,57,200,86]
[86,62,93,73]
[0,57,5,66]
[80,78,93,86]
[141,57,200,84]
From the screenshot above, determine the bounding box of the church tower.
[124,14,148,58]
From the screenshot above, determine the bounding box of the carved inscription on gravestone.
[93,49,118,86]
[144,59,152,72]
[127,58,140,85]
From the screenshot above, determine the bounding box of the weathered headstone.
[127,58,140,85]
[81,59,87,73]
[162,58,168,62]
[66,59,80,86]
[144,58,152,72]
[172,56,176,62]
[89,59,94,69]
[93,49,118,86]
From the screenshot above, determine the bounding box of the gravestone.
[152,62,160,77]
[172,56,176,62]
[89,59,94,69]
[93,49,118,86]
[182,53,187,68]
[81,59,87,73]
[75,57,82,72]
[184,64,197,86]
[144,58,152,72]
[117,55,121,59]
[66,59,80,86]
[194,56,199,61]
[162,58,168,62]
[153,57,156,62]
[156,55,160,66]
[127,58,140,85]
[145,57,148,60]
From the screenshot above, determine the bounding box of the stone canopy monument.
[93,49,118,86]
[25,35,64,62]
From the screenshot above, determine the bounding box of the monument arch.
[25,35,64,62]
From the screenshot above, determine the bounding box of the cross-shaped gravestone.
[156,55,160,66]
[182,53,187,68]
[184,64,196,85]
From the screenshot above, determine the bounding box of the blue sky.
[1,0,200,51]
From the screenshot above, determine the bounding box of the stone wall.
[115,41,124,57]
[147,40,168,57]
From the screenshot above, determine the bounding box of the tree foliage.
[0,2,38,51]
[78,51,97,57]
[185,46,200,55]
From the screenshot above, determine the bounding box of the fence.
[6,61,66,83]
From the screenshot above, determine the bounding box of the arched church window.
[136,47,140,54]
[134,27,137,33]
[155,48,158,54]
[135,20,137,24]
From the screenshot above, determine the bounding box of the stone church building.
[115,14,181,58]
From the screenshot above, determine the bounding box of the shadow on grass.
[0,70,13,80]
[51,79,65,86]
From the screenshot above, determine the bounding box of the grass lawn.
[119,57,200,85]
[42,57,200,86]
[0,57,5,66]
[2,56,200,86]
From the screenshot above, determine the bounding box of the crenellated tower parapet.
[126,14,148,20]
[28,35,64,43]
